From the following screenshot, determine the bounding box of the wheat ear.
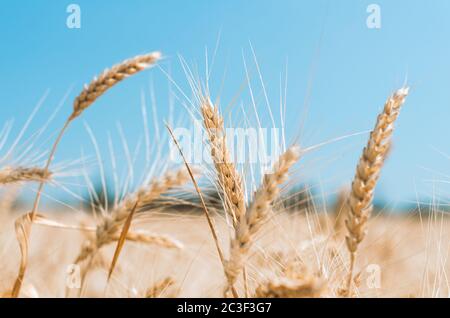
[70,52,161,120]
[200,97,246,226]
[11,52,161,297]
[225,145,301,292]
[344,87,409,295]
[0,166,52,184]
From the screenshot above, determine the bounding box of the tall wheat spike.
[200,97,246,227]
[12,52,161,297]
[344,87,409,295]
[198,93,301,295]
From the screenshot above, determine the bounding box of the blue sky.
[0,0,449,207]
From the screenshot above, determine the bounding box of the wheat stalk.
[0,166,51,184]
[200,97,246,226]
[344,87,409,295]
[333,187,350,238]
[11,52,161,297]
[166,123,240,297]
[225,145,301,292]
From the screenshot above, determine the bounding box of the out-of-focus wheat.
[75,168,189,271]
[145,277,176,298]
[255,276,325,298]
[11,52,161,298]
[255,262,325,298]
[333,187,350,238]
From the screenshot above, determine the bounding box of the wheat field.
[0,52,448,299]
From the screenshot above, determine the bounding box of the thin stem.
[346,252,356,297]
[12,118,73,298]
[243,266,249,298]
[30,119,72,219]
[166,124,239,298]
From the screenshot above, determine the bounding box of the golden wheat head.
[0,166,52,185]
[344,87,409,294]
[200,97,246,226]
[71,52,161,120]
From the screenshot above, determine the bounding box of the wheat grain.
[344,87,409,295]
[0,166,51,184]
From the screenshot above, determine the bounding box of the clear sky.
[0,0,449,207]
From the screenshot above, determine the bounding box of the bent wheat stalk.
[11,52,161,297]
[344,87,409,296]
[225,145,301,292]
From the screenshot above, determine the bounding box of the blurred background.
[0,0,448,210]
